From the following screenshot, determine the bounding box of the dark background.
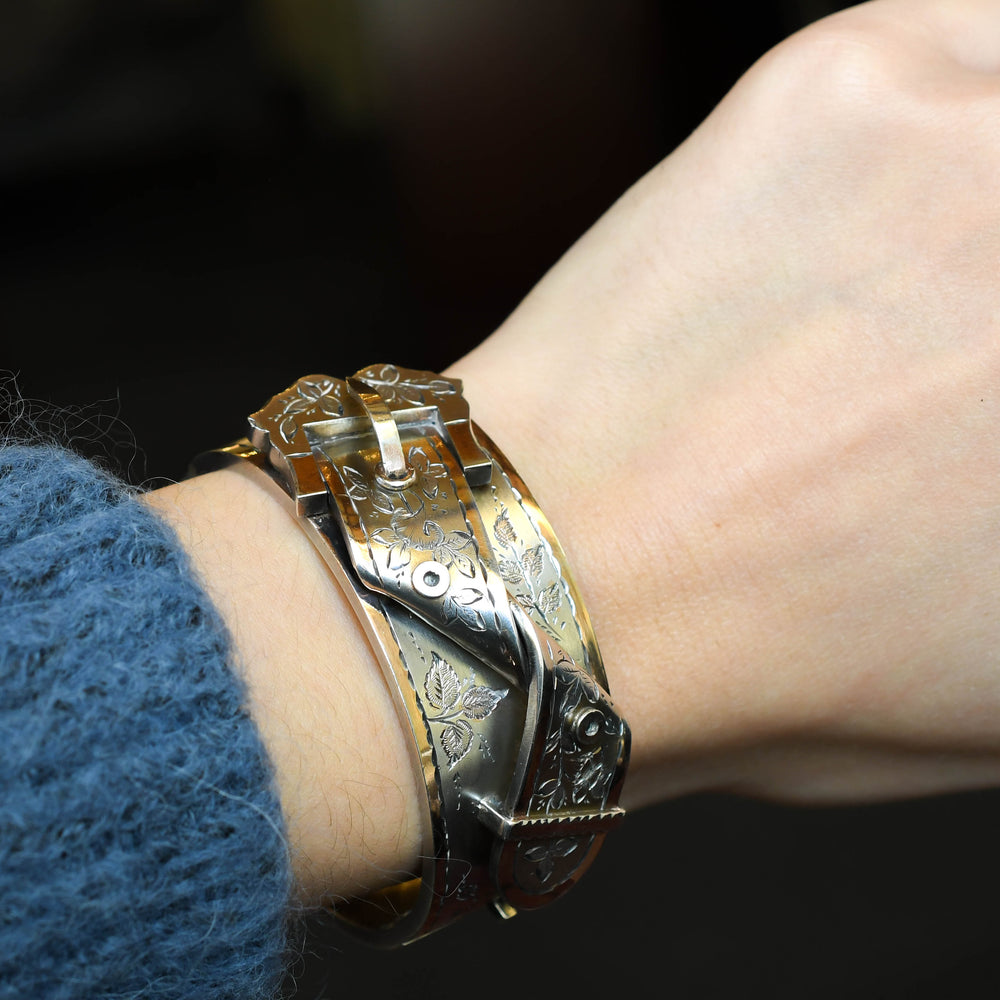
[4,2,1000,996]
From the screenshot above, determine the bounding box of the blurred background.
[4,1,1000,997]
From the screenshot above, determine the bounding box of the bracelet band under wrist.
[194,364,630,946]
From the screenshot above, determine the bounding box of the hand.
[151,0,1000,905]
[453,0,1000,809]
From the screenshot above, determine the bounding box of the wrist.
[144,465,424,907]
[446,316,833,809]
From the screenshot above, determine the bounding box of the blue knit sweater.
[0,444,291,999]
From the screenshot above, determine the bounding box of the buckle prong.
[346,376,417,489]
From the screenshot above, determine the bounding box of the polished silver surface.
[194,364,630,946]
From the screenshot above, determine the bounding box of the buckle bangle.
[194,364,630,946]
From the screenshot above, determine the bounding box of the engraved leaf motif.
[448,549,476,580]
[424,652,461,711]
[498,558,523,584]
[297,382,324,401]
[573,750,611,802]
[524,837,580,861]
[563,662,603,705]
[296,378,341,411]
[428,528,477,578]
[543,727,563,758]
[537,583,562,616]
[370,527,408,568]
[343,466,368,498]
[282,397,312,415]
[361,365,458,403]
[442,584,487,631]
[424,378,458,397]
[408,445,448,499]
[522,545,545,580]
[522,838,582,883]
[464,607,489,632]
[372,492,397,515]
[444,601,488,633]
[278,415,299,444]
[423,654,507,767]
[376,536,410,569]
[452,587,483,607]
[275,379,341,441]
[534,776,567,811]
[395,383,426,406]
[441,721,474,766]
[343,466,397,513]
[524,838,579,863]
[371,506,421,568]
[493,510,517,547]
[461,685,507,721]
[447,527,474,549]
[355,365,416,404]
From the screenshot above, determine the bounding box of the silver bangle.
[194,364,630,946]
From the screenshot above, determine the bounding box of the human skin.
[147,0,1000,907]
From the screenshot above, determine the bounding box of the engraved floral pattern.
[492,506,564,639]
[343,452,497,634]
[342,444,447,517]
[371,502,478,575]
[408,445,448,499]
[530,660,614,815]
[342,465,401,516]
[270,377,343,444]
[423,652,507,767]
[519,837,585,885]
[356,364,458,406]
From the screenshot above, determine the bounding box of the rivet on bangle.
[412,560,451,599]
[568,705,607,747]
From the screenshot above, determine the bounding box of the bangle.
[194,364,630,946]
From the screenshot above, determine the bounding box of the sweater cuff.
[0,445,291,1000]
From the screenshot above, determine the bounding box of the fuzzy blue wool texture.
[0,445,291,999]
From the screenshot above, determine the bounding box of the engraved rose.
[372,506,477,575]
